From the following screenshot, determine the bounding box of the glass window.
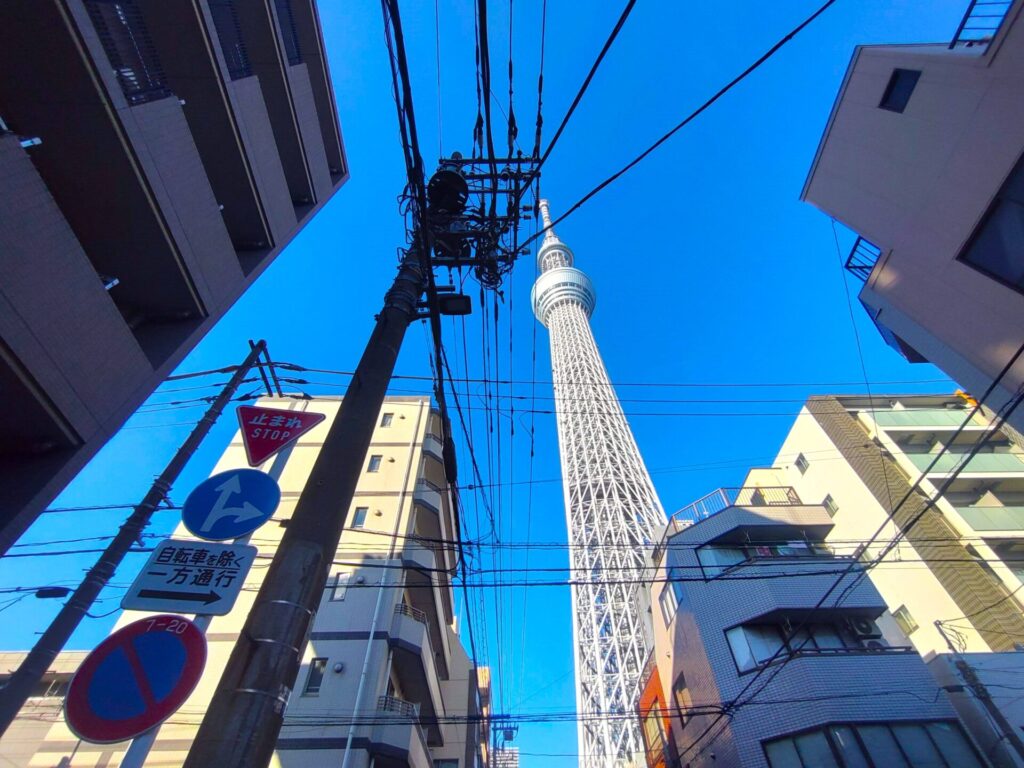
[879,68,921,113]
[672,672,691,728]
[748,625,785,665]
[794,731,839,768]
[381,413,394,427]
[659,584,678,625]
[892,605,918,635]
[727,626,757,672]
[823,494,839,518]
[927,722,983,767]
[698,546,746,575]
[795,453,810,474]
[765,738,803,768]
[891,724,944,767]
[303,658,327,695]
[961,196,1024,291]
[811,624,845,650]
[829,726,870,768]
[368,455,382,472]
[331,572,350,601]
[859,725,909,768]
[351,507,368,529]
[434,761,459,768]
[642,706,666,753]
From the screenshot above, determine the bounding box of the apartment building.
[770,394,1024,658]
[801,0,1024,435]
[492,747,519,768]
[5,396,486,768]
[0,0,347,554]
[639,479,982,768]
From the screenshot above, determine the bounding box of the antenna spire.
[538,199,560,245]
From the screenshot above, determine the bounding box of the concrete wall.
[803,3,1024,434]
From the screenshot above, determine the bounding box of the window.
[434,761,459,768]
[960,156,1024,293]
[764,722,982,768]
[330,572,350,601]
[672,672,692,729]
[368,455,382,472]
[381,413,394,427]
[823,494,839,518]
[699,541,833,577]
[892,604,918,636]
[879,68,921,113]
[351,507,368,529]
[642,704,667,762]
[303,658,328,696]
[659,584,678,625]
[795,453,810,474]
[697,546,746,576]
[727,625,785,672]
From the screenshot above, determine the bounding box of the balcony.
[907,452,1024,475]
[423,433,444,462]
[390,600,444,744]
[950,0,1013,50]
[371,695,431,768]
[844,236,881,282]
[873,409,981,429]
[956,505,1024,532]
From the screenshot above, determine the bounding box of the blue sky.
[1,1,972,763]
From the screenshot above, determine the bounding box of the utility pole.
[0,341,269,736]
[183,252,426,767]
[935,620,1024,764]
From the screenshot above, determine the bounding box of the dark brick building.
[0,0,346,552]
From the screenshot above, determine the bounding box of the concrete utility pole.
[183,252,426,767]
[935,620,1024,764]
[0,341,269,736]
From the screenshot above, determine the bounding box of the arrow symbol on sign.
[137,589,222,605]
[200,474,265,533]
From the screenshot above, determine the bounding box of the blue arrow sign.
[182,468,280,541]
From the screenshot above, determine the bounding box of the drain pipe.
[341,400,426,768]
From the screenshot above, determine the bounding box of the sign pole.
[0,342,269,737]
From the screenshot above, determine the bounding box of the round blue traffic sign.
[182,468,280,541]
[65,615,206,743]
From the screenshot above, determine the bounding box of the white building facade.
[8,395,486,768]
[802,1,1024,434]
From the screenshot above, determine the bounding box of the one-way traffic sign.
[121,540,257,616]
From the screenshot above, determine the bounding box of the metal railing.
[377,694,420,718]
[673,486,802,524]
[844,237,882,282]
[84,0,173,105]
[654,487,802,566]
[273,0,303,65]
[395,601,428,624]
[950,0,1013,49]
[208,0,253,80]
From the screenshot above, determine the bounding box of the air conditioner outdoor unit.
[847,617,882,639]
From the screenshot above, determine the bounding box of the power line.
[520,0,839,251]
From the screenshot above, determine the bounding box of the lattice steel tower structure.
[531,201,666,768]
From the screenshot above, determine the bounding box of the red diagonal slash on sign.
[236,405,326,467]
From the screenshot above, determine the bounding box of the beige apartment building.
[2,395,487,768]
[766,394,1024,658]
[802,1,1024,435]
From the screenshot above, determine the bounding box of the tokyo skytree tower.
[531,201,666,767]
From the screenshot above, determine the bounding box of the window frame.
[878,68,921,113]
[795,453,810,474]
[351,506,369,529]
[823,494,839,518]
[381,412,394,427]
[368,454,383,472]
[330,572,350,601]
[302,657,328,696]
[763,720,983,768]
[672,671,692,730]
[956,152,1024,295]
[659,583,678,626]
[892,604,918,635]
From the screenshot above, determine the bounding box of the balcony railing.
[655,486,802,565]
[395,601,428,624]
[377,694,420,719]
[844,237,882,282]
[950,0,1013,49]
[956,505,1024,531]
[208,0,253,80]
[907,452,1024,474]
[84,0,173,105]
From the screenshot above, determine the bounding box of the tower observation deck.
[531,201,666,768]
